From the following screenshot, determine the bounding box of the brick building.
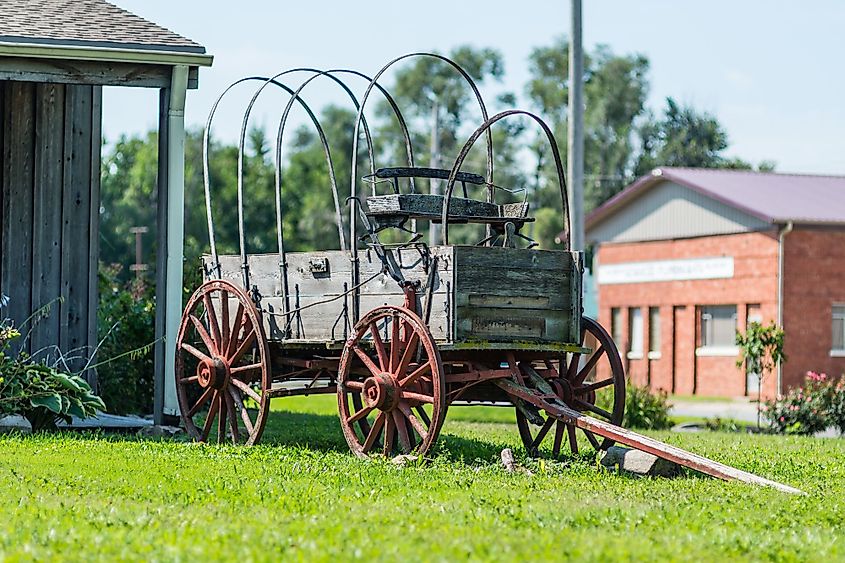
[586,167,845,398]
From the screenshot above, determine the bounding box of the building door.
[745,304,763,395]
[673,305,694,394]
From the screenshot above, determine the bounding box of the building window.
[832,305,845,355]
[628,307,643,358]
[611,307,622,347]
[648,307,661,358]
[698,305,737,354]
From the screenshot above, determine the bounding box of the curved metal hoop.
[441,110,570,248]
[203,74,340,281]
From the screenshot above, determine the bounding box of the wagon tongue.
[495,377,803,495]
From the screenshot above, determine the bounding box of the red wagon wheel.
[338,305,446,458]
[516,316,625,456]
[175,280,271,445]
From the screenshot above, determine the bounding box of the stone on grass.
[0,415,32,435]
[600,446,681,477]
[137,425,184,438]
[391,454,419,466]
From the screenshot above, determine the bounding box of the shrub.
[623,382,673,430]
[598,380,673,430]
[0,318,105,431]
[764,371,831,435]
[96,264,156,415]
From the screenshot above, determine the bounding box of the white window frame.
[648,306,661,359]
[697,305,738,356]
[831,304,845,356]
[628,307,643,359]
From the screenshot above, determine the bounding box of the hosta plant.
[0,319,105,431]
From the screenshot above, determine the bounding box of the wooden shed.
[0,0,212,422]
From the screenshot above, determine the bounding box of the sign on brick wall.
[597,256,734,285]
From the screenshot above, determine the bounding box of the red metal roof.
[586,167,845,230]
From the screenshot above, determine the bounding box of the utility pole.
[429,100,441,246]
[567,0,585,251]
[129,226,149,278]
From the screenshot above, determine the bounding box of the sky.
[105,0,845,175]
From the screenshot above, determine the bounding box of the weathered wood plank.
[366,193,529,222]
[86,86,102,387]
[1,82,36,350]
[0,82,4,303]
[453,246,581,344]
[59,85,93,370]
[153,88,172,423]
[31,82,66,360]
[0,57,179,89]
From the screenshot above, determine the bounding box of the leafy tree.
[525,38,650,213]
[736,321,786,427]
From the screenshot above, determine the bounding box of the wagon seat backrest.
[363,167,533,240]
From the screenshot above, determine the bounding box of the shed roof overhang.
[0,41,212,89]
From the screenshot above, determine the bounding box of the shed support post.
[154,65,188,424]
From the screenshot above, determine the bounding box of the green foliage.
[0,396,838,560]
[0,324,105,431]
[764,372,831,435]
[622,381,673,430]
[96,265,155,415]
[735,321,786,377]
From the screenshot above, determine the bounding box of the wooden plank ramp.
[495,378,804,494]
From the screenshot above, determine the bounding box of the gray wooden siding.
[587,180,770,244]
[0,80,101,381]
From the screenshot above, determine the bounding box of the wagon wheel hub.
[362,373,400,411]
[197,356,230,390]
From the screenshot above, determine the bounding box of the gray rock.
[600,446,681,477]
[137,425,184,438]
[0,415,32,435]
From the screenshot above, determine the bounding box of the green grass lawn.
[1,396,843,561]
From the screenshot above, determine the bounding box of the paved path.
[670,399,759,423]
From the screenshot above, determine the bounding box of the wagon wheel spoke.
[389,314,401,372]
[399,361,432,388]
[393,410,413,453]
[395,332,420,380]
[361,412,385,454]
[202,294,222,350]
[582,428,600,450]
[352,346,381,377]
[415,405,431,426]
[575,377,615,394]
[344,380,364,391]
[230,378,262,403]
[230,363,263,380]
[182,343,212,365]
[399,401,428,442]
[200,391,220,442]
[369,321,388,372]
[347,406,373,425]
[552,421,565,456]
[217,393,227,443]
[575,399,613,420]
[382,415,396,456]
[224,389,240,444]
[180,375,199,384]
[220,289,231,355]
[573,345,605,386]
[530,417,555,451]
[565,351,581,381]
[401,391,434,404]
[229,387,254,435]
[189,314,218,356]
[226,303,245,358]
[229,328,256,365]
[566,423,579,454]
[187,387,214,418]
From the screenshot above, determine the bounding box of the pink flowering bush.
[765,371,844,435]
